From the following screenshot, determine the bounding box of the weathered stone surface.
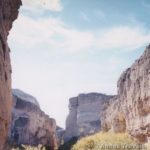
[102,45,150,143]
[0,0,21,149]
[9,89,57,149]
[64,93,114,141]
[101,96,126,133]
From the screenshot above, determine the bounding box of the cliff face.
[0,0,21,149]
[64,93,114,141]
[102,45,150,143]
[10,89,57,149]
[101,96,126,133]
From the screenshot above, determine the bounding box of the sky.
[8,0,150,128]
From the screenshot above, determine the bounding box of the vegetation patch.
[71,132,148,150]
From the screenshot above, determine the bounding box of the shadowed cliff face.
[9,89,57,149]
[0,0,21,149]
[102,45,150,143]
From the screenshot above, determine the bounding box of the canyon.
[0,0,149,149]
[63,45,150,144]
[64,47,150,143]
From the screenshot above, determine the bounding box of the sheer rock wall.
[102,45,150,143]
[0,0,21,149]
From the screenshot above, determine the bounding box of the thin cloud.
[95,26,150,51]
[9,14,94,52]
[22,0,63,11]
[81,12,90,22]
[94,10,105,19]
[9,14,150,53]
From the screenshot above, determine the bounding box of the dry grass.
[71,132,149,150]
[145,143,150,150]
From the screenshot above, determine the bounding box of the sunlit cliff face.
[22,0,62,11]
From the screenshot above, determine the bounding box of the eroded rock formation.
[64,93,114,141]
[0,0,21,149]
[102,45,150,143]
[9,89,57,149]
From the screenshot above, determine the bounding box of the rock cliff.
[64,93,114,141]
[0,0,21,149]
[9,89,57,149]
[102,45,150,143]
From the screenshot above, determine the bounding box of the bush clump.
[72,132,148,150]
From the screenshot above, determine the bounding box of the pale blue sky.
[8,0,150,127]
